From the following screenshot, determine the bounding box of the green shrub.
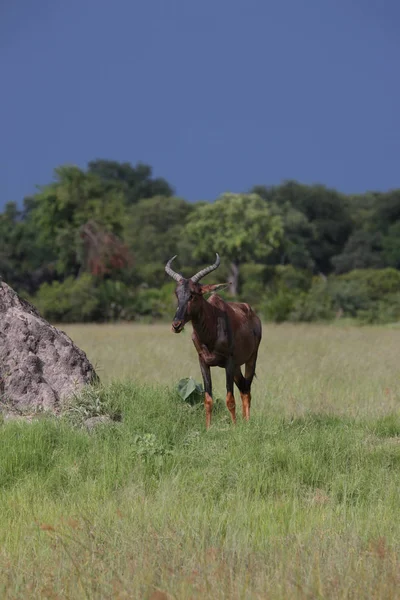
[31,277,179,323]
[132,282,176,320]
[273,264,312,292]
[239,263,274,304]
[29,265,400,325]
[357,293,400,324]
[328,276,371,317]
[257,266,313,322]
[260,288,300,323]
[133,262,167,288]
[337,268,400,300]
[241,264,311,316]
[31,274,100,322]
[97,279,136,321]
[329,269,400,323]
[289,279,335,322]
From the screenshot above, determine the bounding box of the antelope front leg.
[199,358,213,429]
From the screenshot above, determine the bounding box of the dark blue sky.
[1,0,399,207]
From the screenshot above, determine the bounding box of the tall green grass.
[1,379,400,599]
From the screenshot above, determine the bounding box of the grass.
[64,322,400,418]
[1,323,400,598]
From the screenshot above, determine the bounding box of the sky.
[1,0,399,207]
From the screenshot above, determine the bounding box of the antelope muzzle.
[172,319,185,333]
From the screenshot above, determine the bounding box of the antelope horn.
[191,253,221,283]
[165,255,183,282]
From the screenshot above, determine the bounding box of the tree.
[251,185,315,269]
[124,196,195,286]
[0,202,21,286]
[374,189,400,228]
[184,193,283,295]
[79,220,132,278]
[30,165,126,277]
[268,201,316,270]
[382,222,400,269]
[332,231,384,274]
[252,181,353,273]
[0,201,47,292]
[345,192,379,231]
[87,159,174,205]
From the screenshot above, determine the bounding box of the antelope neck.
[191,297,216,345]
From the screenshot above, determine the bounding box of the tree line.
[2,159,400,324]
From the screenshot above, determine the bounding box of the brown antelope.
[165,253,262,429]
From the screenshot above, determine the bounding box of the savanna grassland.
[1,323,400,599]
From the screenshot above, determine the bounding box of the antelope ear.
[201,283,230,295]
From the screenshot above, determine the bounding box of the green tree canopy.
[88,159,174,205]
[29,165,126,277]
[252,181,352,273]
[332,231,384,274]
[125,196,195,287]
[185,193,283,294]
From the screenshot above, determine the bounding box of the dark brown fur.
[171,278,262,428]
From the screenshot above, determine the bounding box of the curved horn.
[165,255,183,282]
[191,253,221,283]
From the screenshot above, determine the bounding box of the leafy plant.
[63,385,121,426]
[31,274,100,323]
[131,433,172,465]
[176,377,204,405]
[289,280,335,322]
[260,288,300,323]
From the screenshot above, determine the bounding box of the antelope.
[165,253,262,429]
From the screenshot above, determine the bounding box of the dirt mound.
[0,279,98,415]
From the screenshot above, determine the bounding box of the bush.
[329,268,400,323]
[336,268,400,300]
[239,263,274,304]
[357,293,400,325]
[131,283,176,320]
[257,265,313,322]
[273,264,312,292]
[289,279,335,322]
[97,279,136,321]
[328,276,371,317]
[31,277,178,323]
[32,274,100,323]
[132,262,167,288]
[263,269,400,325]
[29,266,400,325]
[260,288,300,323]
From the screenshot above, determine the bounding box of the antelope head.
[165,253,227,332]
